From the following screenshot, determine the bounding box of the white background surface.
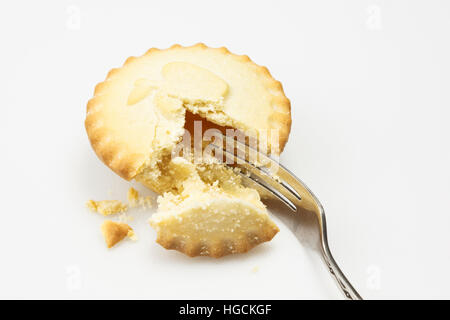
[1,0,449,300]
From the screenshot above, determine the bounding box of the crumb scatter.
[127,187,153,208]
[86,200,128,216]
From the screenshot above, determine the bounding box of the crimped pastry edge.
[155,222,279,258]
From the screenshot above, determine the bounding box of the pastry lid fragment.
[150,157,279,258]
[151,194,279,258]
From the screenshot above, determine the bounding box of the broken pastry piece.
[86,200,128,216]
[101,220,135,248]
[151,158,279,258]
[85,44,292,257]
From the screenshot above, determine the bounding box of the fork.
[211,133,363,300]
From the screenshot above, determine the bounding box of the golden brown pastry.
[101,220,135,248]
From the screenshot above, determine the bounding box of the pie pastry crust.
[85,43,291,181]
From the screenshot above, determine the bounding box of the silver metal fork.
[211,134,363,300]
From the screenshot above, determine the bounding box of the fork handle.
[321,245,363,300]
[320,214,363,300]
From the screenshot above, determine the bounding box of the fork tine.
[223,134,302,201]
[214,144,299,207]
[237,172,297,212]
[211,133,302,205]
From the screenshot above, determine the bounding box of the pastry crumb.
[86,200,128,216]
[127,187,140,207]
[101,220,134,248]
[127,187,153,208]
[251,266,259,273]
[140,195,153,208]
[118,212,134,223]
[127,229,138,241]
